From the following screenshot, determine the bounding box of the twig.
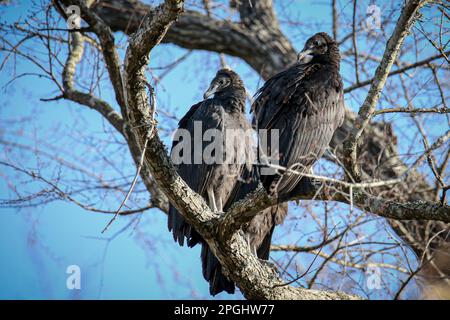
[101,136,150,233]
[272,224,340,288]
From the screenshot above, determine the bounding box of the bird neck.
[215,86,246,112]
[312,44,341,69]
[327,44,341,69]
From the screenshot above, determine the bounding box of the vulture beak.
[203,82,220,99]
[297,48,313,63]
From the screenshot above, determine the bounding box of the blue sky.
[0,0,447,299]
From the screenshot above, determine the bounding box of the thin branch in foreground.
[374,106,450,115]
[343,50,450,93]
[273,223,340,288]
[101,136,149,234]
[343,0,431,181]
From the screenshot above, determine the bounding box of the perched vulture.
[207,32,346,295]
[169,32,346,296]
[168,68,253,245]
[167,68,254,293]
[253,32,345,198]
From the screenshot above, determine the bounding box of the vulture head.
[203,68,245,100]
[297,32,340,67]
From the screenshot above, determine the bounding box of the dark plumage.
[207,33,346,295]
[253,32,345,197]
[167,69,254,294]
[203,167,288,295]
[169,32,345,296]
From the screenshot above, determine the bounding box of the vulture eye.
[313,40,319,46]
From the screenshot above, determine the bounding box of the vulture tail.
[256,224,276,261]
[167,205,186,246]
[168,205,200,247]
[200,215,280,296]
[201,243,235,295]
[257,202,288,260]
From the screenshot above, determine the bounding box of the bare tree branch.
[92,0,296,77]
[344,50,450,93]
[343,0,431,181]
[60,0,127,113]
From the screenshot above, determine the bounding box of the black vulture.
[169,32,346,295]
[206,34,344,295]
[253,32,345,198]
[168,68,254,245]
[167,68,255,293]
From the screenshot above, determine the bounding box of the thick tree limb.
[92,0,296,77]
[219,180,450,238]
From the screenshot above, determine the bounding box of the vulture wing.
[168,99,225,246]
[253,62,345,196]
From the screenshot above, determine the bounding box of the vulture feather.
[203,168,288,295]
[253,32,345,198]
[167,69,254,294]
